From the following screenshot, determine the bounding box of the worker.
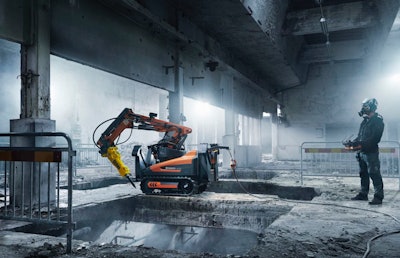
[348,98,385,205]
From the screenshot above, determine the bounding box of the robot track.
[140,177,206,196]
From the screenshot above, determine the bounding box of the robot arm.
[95,108,192,177]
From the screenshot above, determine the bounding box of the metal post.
[397,142,400,190]
[47,162,51,221]
[300,143,303,185]
[12,162,15,217]
[21,163,24,217]
[66,136,74,254]
[3,162,7,215]
[57,163,60,221]
[29,163,33,219]
[38,165,41,218]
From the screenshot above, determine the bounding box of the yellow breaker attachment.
[103,146,130,177]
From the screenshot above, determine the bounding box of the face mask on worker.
[358,98,377,117]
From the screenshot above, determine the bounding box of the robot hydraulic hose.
[94,108,192,188]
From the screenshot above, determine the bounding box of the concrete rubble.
[1,161,400,257]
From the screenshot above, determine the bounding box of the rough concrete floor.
[1,160,400,258]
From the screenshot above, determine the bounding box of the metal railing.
[300,141,400,189]
[74,144,110,168]
[58,144,111,176]
[0,132,75,253]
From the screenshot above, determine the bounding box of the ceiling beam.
[285,1,377,36]
[101,0,282,103]
[299,40,367,64]
[363,0,400,64]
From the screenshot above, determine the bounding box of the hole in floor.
[64,176,319,201]
[74,220,259,255]
[208,181,319,200]
[12,184,298,256]
[61,177,127,190]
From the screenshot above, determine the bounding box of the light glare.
[387,74,400,84]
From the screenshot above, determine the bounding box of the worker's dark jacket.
[355,113,384,153]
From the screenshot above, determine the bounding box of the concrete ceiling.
[97,0,400,95]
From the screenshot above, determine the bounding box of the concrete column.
[20,0,51,119]
[221,75,236,166]
[271,114,278,161]
[10,0,56,207]
[159,94,168,121]
[169,47,184,124]
[10,119,56,207]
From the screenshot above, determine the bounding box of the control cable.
[92,117,134,148]
[226,150,400,258]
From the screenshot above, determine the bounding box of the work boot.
[368,197,382,205]
[351,193,368,201]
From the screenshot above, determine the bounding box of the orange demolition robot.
[95,108,230,195]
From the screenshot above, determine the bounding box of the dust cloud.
[0,41,227,152]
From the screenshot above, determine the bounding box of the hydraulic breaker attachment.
[103,146,130,177]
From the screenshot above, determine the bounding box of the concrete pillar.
[169,47,184,124]
[221,75,236,166]
[20,0,51,120]
[159,94,168,121]
[271,114,278,161]
[10,119,56,207]
[10,0,56,207]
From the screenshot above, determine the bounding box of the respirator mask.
[358,104,370,117]
[358,98,377,117]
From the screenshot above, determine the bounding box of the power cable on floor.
[361,189,400,257]
[227,154,400,258]
[362,229,400,258]
[231,164,400,223]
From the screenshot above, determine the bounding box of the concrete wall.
[236,146,262,168]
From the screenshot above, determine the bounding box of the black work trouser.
[357,152,384,200]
